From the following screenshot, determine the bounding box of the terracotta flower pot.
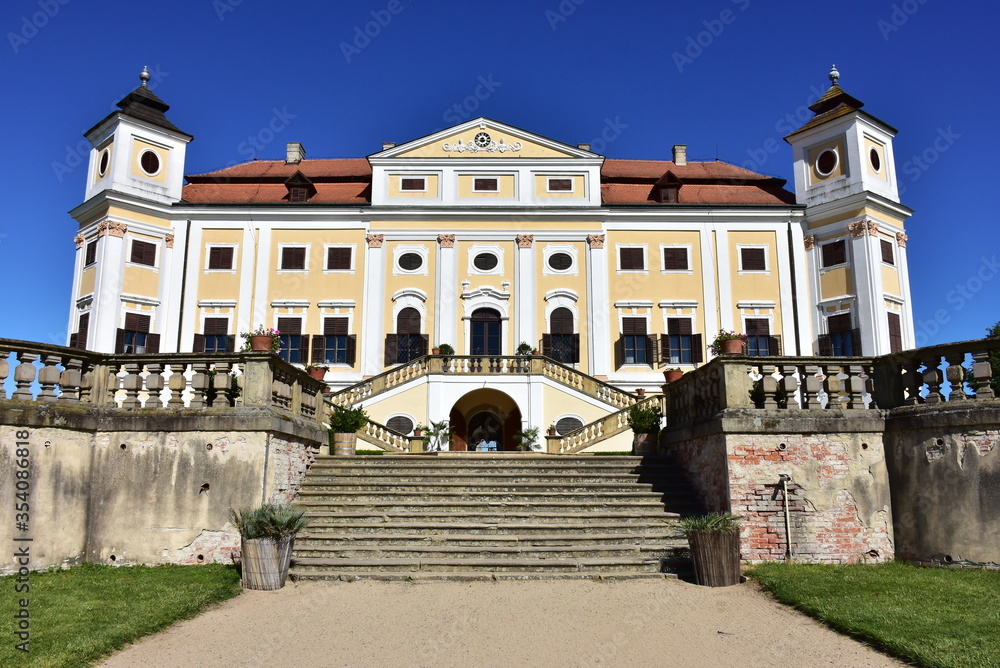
[664,369,683,383]
[720,338,744,355]
[548,428,557,436]
[250,335,273,352]
[307,368,326,380]
[432,347,441,355]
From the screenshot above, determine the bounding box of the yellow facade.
[456,173,516,198]
[820,267,854,299]
[386,173,440,197]
[130,139,169,184]
[533,174,586,198]
[807,136,847,185]
[397,129,573,159]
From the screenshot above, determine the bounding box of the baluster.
[971,350,996,400]
[167,363,187,408]
[902,359,923,405]
[59,356,83,404]
[781,364,800,409]
[144,363,164,409]
[846,364,866,409]
[0,349,9,399]
[863,364,878,409]
[759,363,778,409]
[121,363,142,409]
[215,362,234,407]
[190,362,210,408]
[944,353,967,402]
[12,352,38,401]
[921,356,944,404]
[37,354,62,403]
[801,363,821,408]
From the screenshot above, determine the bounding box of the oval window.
[98,148,110,177]
[139,150,160,176]
[473,253,498,271]
[399,252,423,271]
[387,415,415,434]
[816,149,838,176]
[869,147,881,172]
[556,416,584,435]
[548,252,573,271]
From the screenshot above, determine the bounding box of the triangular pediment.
[371,118,600,160]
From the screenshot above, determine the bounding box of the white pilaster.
[67,239,85,346]
[91,230,126,353]
[715,228,734,332]
[361,237,386,376]
[436,239,458,348]
[699,227,719,345]
[776,223,798,355]
[586,236,611,378]
[851,228,882,355]
[516,239,536,348]
[237,223,257,338]
[251,225,271,329]
[896,236,915,348]
[157,231,176,351]
[179,224,203,352]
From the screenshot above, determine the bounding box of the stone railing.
[547,395,664,455]
[0,338,327,420]
[356,419,422,453]
[328,354,638,410]
[872,337,999,408]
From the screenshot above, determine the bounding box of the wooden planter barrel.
[333,432,357,456]
[633,432,656,455]
[688,530,741,587]
[240,536,294,590]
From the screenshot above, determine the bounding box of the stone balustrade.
[357,419,421,453]
[872,337,999,408]
[548,395,663,455]
[0,338,327,420]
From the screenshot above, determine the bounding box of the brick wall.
[267,433,319,504]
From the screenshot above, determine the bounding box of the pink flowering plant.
[709,329,748,356]
[241,325,281,352]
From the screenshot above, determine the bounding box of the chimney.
[286,142,305,164]
[672,144,687,166]
[577,143,591,151]
[382,141,396,151]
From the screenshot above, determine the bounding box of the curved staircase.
[289,453,701,581]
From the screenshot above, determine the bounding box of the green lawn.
[748,561,1000,668]
[0,563,242,667]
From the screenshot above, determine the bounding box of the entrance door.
[471,308,501,356]
[466,410,504,452]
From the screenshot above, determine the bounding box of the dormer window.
[284,170,316,203]
[289,187,309,202]
[655,171,681,203]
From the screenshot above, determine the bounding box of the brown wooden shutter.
[299,334,310,362]
[818,335,834,356]
[397,308,421,335]
[741,247,766,271]
[69,334,78,348]
[614,337,625,368]
[880,239,894,265]
[277,317,301,335]
[821,241,846,268]
[620,247,644,270]
[346,335,357,365]
[691,333,704,363]
[663,247,688,271]
[570,334,580,363]
[145,333,160,354]
[311,335,325,364]
[767,335,782,356]
[75,313,90,350]
[828,313,852,334]
[646,335,658,365]
[887,313,902,353]
[550,308,574,334]
[115,328,125,353]
[193,334,206,352]
[204,318,228,336]
[384,334,398,365]
[418,334,428,356]
[281,247,306,270]
[541,333,552,356]
[745,318,769,335]
[226,335,236,352]
[852,328,863,356]
[130,240,156,266]
[208,247,234,270]
[85,240,98,266]
[324,317,348,335]
[622,317,645,335]
[327,247,352,270]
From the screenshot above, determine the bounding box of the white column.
[586,234,611,379]
[776,223,798,355]
[67,235,86,346]
[177,223,203,352]
[251,224,271,329]
[851,222,883,355]
[699,227,719,344]
[91,223,127,353]
[237,223,258,338]
[895,233,915,348]
[436,235,458,349]
[515,235,536,349]
[158,230,177,351]
[361,234,386,376]
[715,228,734,332]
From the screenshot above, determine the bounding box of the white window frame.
[659,243,693,275]
[879,238,896,267]
[546,176,575,193]
[818,238,849,272]
[615,244,648,274]
[125,236,159,272]
[323,243,357,275]
[204,243,239,274]
[553,414,585,436]
[542,244,579,276]
[393,244,430,276]
[736,244,770,275]
[616,310,653,369]
[385,413,418,436]
[398,175,427,193]
[137,148,163,177]
[468,243,505,276]
[277,243,310,274]
[472,176,499,193]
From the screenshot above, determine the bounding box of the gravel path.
[100,578,903,667]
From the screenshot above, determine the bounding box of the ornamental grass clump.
[679,511,742,536]
[229,503,310,540]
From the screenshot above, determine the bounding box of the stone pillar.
[586,234,611,380]
[515,234,536,350]
[361,234,386,376]
[435,234,458,350]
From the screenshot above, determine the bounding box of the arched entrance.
[448,388,522,452]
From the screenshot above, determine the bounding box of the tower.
[785,65,914,357]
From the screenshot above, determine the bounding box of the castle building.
[67,66,914,449]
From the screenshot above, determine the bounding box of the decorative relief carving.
[896,232,908,248]
[442,138,522,153]
[165,234,174,249]
[586,234,605,249]
[74,234,85,249]
[98,221,128,237]
[366,234,384,248]
[516,234,534,248]
[437,234,455,248]
[848,221,866,239]
[803,235,816,251]
[866,220,880,236]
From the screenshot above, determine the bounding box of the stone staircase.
[289,454,702,581]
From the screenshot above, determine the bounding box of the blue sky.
[1,0,997,347]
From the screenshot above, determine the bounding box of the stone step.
[294,490,669,504]
[300,521,681,536]
[294,531,684,547]
[300,510,680,524]
[296,499,670,515]
[298,480,653,492]
[289,556,666,574]
[292,543,685,560]
[301,472,652,483]
[288,570,676,582]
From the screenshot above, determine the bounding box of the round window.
[555,417,584,435]
[473,253,499,271]
[548,252,573,271]
[398,252,423,271]
[98,148,110,177]
[387,415,415,435]
[869,147,881,172]
[139,150,160,176]
[816,149,838,176]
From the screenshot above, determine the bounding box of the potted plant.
[710,330,748,356]
[663,367,683,383]
[425,419,453,452]
[437,343,455,356]
[547,423,558,436]
[230,503,310,590]
[304,365,328,381]
[627,401,662,455]
[515,342,533,356]
[680,512,742,587]
[413,423,425,437]
[329,405,370,456]
[513,426,540,451]
[242,325,281,353]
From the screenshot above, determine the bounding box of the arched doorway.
[448,388,521,451]
[470,308,501,356]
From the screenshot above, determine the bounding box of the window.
[547,178,573,192]
[276,317,305,364]
[473,253,499,271]
[130,239,156,267]
[400,177,425,191]
[470,308,502,356]
[617,317,654,366]
[387,415,415,435]
[116,313,159,354]
[662,247,689,271]
[819,313,861,356]
[385,308,427,364]
[139,150,160,176]
[70,312,89,350]
[542,307,579,364]
[555,416,584,435]
[745,318,780,356]
[661,318,703,364]
[98,148,110,177]
[619,247,645,271]
[326,247,352,271]
[888,312,903,354]
[740,247,766,272]
[473,177,498,192]
[880,239,894,265]
[312,317,357,365]
[288,187,309,203]
[816,149,838,176]
[547,252,573,272]
[84,240,98,266]
[280,246,306,271]
[208,246,234,270]
[398,252,423,272]
[194,317,233,353]
[870,147,882,172]
[821,240,846,268]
